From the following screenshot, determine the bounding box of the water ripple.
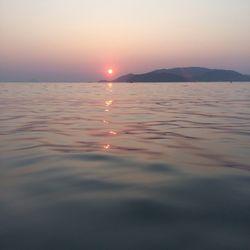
[1,82,250,249]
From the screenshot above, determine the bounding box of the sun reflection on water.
[109,130,117,135]
[103,120,109,124]
[103,144,111,150]
[103,82,116,151]
[105,100,113,106]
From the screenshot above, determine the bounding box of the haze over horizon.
[1,0,250,82]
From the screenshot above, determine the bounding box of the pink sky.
[0,0,250,81]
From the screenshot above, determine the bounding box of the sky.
[0,0,250,81]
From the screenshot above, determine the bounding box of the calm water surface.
[0,82,250,249]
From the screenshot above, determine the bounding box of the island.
[105,67,250,83]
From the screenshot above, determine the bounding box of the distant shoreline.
[107,67,250,83]
[1,67,250,83]
[1,81,250,84]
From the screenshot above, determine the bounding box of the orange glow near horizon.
[105,68,115,79]
[108,69,113,75]
[1,1,250,81]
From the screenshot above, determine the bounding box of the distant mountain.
[113,67,250,82]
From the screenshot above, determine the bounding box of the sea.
[0,82,250,249]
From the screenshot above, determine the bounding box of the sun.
[108,69,113,75]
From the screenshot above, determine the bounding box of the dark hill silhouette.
[113,67,250,82]
[196,69,249,82]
